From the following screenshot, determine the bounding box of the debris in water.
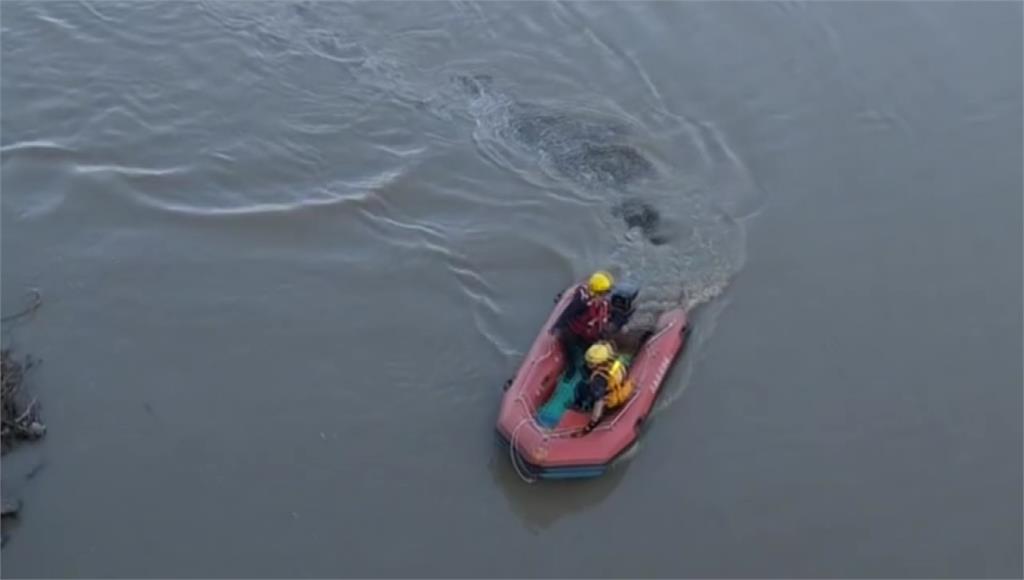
[1,289,42,324]
[1,496,22,547]
[1,499,21,519]
[2,291,46,547]
[25,462,46,481]
[2,349,46,454]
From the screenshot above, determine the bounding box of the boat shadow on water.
[488,444,633,532]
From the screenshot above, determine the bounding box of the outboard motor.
[608,281,639,332]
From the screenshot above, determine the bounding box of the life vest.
[568,288,609,341]
[590,357,634,409]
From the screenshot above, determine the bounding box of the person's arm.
[550,287,586,333]
[584,376,608,431]
[589,399,605,427]
[590,298,611,335]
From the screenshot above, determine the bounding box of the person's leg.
[559,331,583,375]
[574,380,592,410]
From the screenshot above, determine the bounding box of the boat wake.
[454,74,761,330]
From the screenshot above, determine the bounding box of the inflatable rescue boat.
[496,282,689,480]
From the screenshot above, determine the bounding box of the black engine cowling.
[608,282,639,332]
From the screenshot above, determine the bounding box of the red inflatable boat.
[496,283,690,480]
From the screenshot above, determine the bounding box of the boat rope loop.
[509,418,539,484]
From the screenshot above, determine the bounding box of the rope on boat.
[509,418,537,484]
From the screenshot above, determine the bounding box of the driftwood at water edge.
[1,349,46,453]
[1,290,47,547]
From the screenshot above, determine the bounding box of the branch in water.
[1,289,42,323]
[1,350,46,454]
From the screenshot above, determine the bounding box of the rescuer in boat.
[578,341,635,433]
[549,271,615,375]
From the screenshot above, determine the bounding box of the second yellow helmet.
[585,341,614,367]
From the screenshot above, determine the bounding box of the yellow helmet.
[585,341,614,368]
[588,270,614,295]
